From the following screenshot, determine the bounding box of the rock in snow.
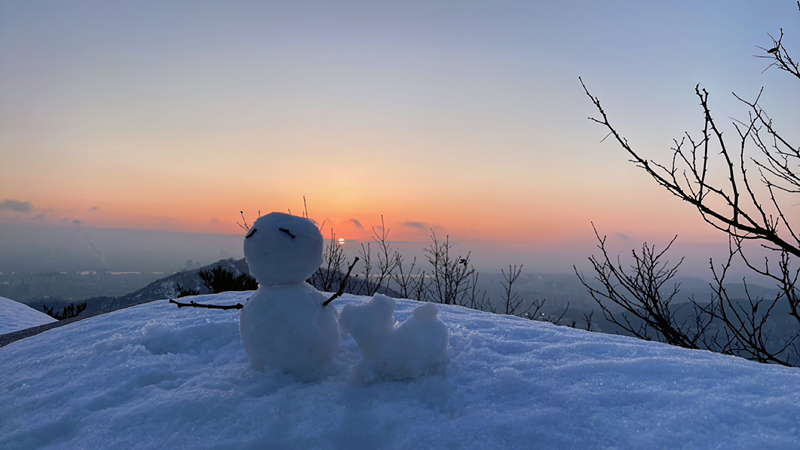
[0,296,56,335]
[2,292,800,449]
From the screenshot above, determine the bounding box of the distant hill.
[31,258,400,318]
[2,258,398,347]
[88,258,251,314]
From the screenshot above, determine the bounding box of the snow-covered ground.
[0,296,56,335]
[1,292,798,449]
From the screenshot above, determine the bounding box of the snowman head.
[243,212,324,286]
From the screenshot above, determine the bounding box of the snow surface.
[2,292,800,449]
[0,296,56,335]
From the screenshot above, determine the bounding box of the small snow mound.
[339,294,450,382]
[0,296,57,335]
[412,302,439,320]
[141,320,238,355]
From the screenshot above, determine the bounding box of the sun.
[338,238,345,245]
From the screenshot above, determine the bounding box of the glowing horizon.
[2,0,798,266]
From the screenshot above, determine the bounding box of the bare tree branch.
[577,11,800,366]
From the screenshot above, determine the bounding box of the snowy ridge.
[0,296,56,335]
[1,292,799,449]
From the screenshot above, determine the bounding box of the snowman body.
[240,212,339,374]
[240,283,339,373]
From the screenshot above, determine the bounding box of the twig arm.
[169,298,244,310]
[323,257,360,307]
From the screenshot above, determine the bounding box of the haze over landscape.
[2,0,799,282]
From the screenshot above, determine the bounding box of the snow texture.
[339,294,450,382]
[0,296,56,335]
[239,212,338,375]
[2,292,800,449]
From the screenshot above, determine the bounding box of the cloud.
[615,233,633,241]
[89,206,100,212]
[347,219,364,229]
[60,218,82,227]
[0,199,33,213]
[33,213,46,221]
[403,221,428,230]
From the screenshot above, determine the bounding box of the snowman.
[239,212,339,375]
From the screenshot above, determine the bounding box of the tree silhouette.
[579,4,800,366]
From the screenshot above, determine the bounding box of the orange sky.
[2,1,798,273]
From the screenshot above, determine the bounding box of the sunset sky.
[1,1,798,272]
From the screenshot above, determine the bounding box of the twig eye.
[279,228,296,239]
